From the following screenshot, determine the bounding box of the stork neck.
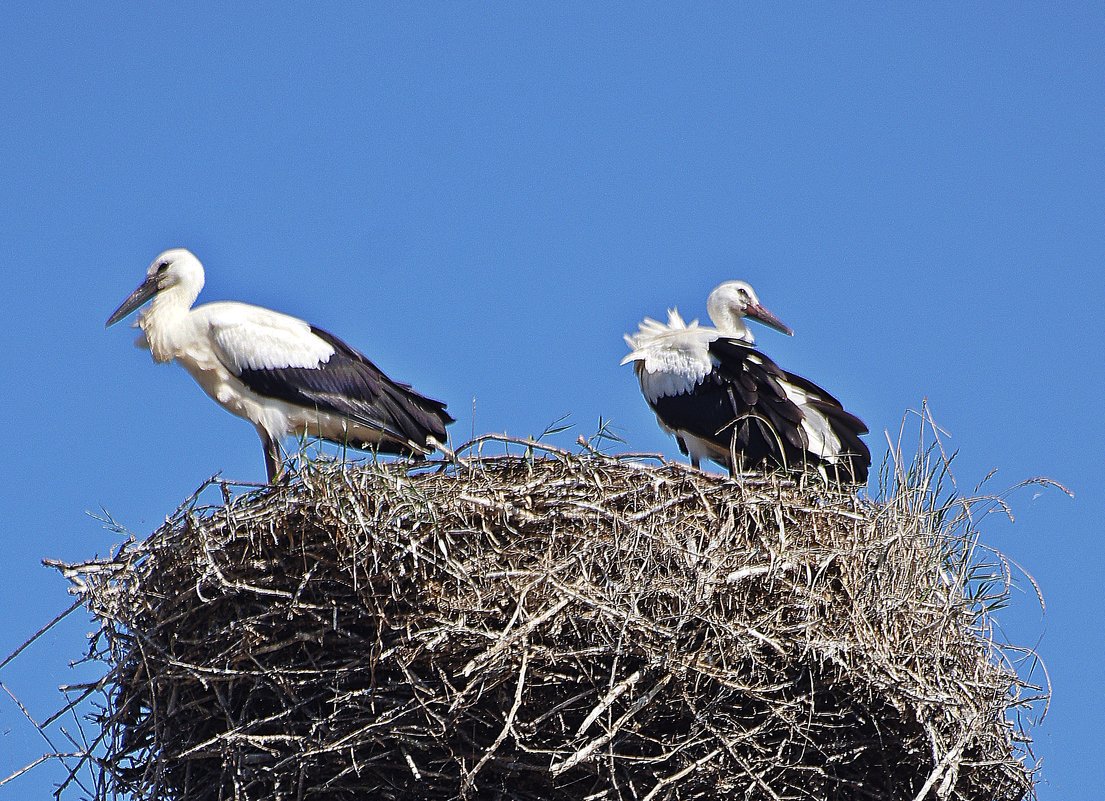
[139,286,198,363]
[707,306,755,344]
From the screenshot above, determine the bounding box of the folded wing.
[207,304,452,454]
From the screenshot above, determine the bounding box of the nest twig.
[46,436,1042,800]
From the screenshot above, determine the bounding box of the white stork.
[106,248,453,481]
[622,281,870,483]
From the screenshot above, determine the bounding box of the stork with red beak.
[622,280,870,483]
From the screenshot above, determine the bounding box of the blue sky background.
[0,5,1101,798]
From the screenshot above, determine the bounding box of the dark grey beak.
[106,275,159,327]
[745,302,794,337]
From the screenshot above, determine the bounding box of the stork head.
[705,280,793,343]
[106,249,206,326]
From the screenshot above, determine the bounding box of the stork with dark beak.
[107,248,453,481]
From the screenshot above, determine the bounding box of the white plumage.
[205,305,336,373]
[108,248,453,481]
[622,310,717,402]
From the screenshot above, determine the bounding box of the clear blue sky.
[1,5,1101,798]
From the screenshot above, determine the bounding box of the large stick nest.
[56,441,1038,800]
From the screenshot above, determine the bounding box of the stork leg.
[258,429,283,483]
[676,436,700,470]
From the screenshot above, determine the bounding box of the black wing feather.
[649,337,870,483]
[650,339,804,470]
[775,364,871,482]
[235,326,453,455]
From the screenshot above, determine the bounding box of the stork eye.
[156,261,170,273]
